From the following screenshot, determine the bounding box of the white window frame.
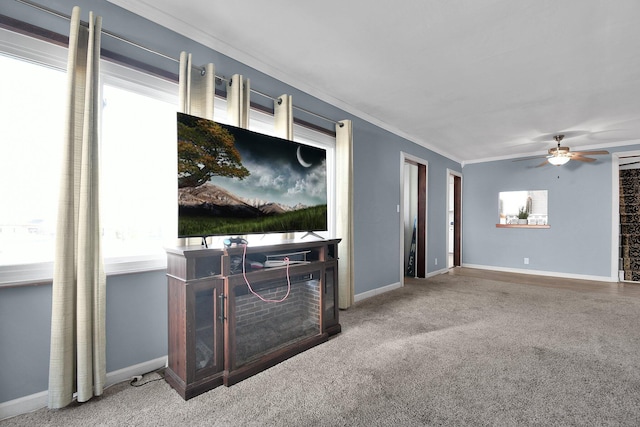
[0,29,68,286]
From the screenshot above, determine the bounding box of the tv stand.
[300,231,324,240]
[164,238,341,400]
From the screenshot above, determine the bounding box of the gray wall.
[352,120,460,293]
[462,144,640,278]
[0,0,461,406]
[0,284,52,403]
[0,271,167,403]
[104,272,168,372]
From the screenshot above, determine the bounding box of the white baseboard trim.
[104,356,167,388]
[355,281,402,303]
[426,267,450,278]
[0,356,167,421]
[462,263,617,283]
[0,391,48,422]
[354,269,450,303]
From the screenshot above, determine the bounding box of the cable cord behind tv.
[241,244,291,303]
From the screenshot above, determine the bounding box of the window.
[0,53,66,266]
[0,28,335,285]
[0,43,181,273]
[100,81,178,259]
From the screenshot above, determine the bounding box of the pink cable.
[241,244,291,303]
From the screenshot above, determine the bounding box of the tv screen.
[177,112,327,238]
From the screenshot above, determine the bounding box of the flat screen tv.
[177,112,327,238]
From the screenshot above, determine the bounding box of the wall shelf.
[495,224,550,229]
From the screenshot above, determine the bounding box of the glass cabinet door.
[193,282,223,378]
[323,261,339,331]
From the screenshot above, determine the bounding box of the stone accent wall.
[620,169,640,281]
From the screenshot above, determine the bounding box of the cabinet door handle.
[218,293,226,322]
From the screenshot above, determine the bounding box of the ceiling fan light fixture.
[547,135,571,165]
[514,133,606,167]
[548,155,570,166]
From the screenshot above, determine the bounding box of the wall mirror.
[499,190,548,225]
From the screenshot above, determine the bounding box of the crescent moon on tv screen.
[296,146,312,168]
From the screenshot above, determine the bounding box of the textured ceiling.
[108,0,640,164]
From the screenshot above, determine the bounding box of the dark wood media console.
[165,239,341,400]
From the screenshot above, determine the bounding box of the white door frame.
[399,152,428,287]
[446,169,463,269]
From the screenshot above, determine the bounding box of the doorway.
[447,170,462,269]
[401,154,427,281]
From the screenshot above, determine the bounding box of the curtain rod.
[16,0,341,127]
[16,0,177,63]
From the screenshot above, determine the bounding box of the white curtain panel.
[274,94,293,140]
[336,120,354,309]
[48,6,106,409]
[226,74,250,128]
[177,53,215,246]
[274,94,295,241]
[178,52,215,120]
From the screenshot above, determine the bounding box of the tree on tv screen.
[177,114,250,188]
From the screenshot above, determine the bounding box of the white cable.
[241,244,291,303]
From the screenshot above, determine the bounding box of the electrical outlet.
[524,257,529,265]
[435,258,438,265]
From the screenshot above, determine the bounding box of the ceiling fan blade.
[571,154,596,162]
[513,155,548,162]
[535,160,550,167]
[571,150,609,156]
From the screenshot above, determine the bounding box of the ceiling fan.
[517,135,609,167]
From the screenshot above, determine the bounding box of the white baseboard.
[0,391,48,422]
[426,267,450,278]
[104,356,167,388]
[0,356,167,421]
[462,263,617,282]
[354,269,451,303]
[354,281,402,303]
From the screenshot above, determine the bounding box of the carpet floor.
[4,270,640,426]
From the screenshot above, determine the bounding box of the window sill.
[0,255,167,288]
[495,224,550,229]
